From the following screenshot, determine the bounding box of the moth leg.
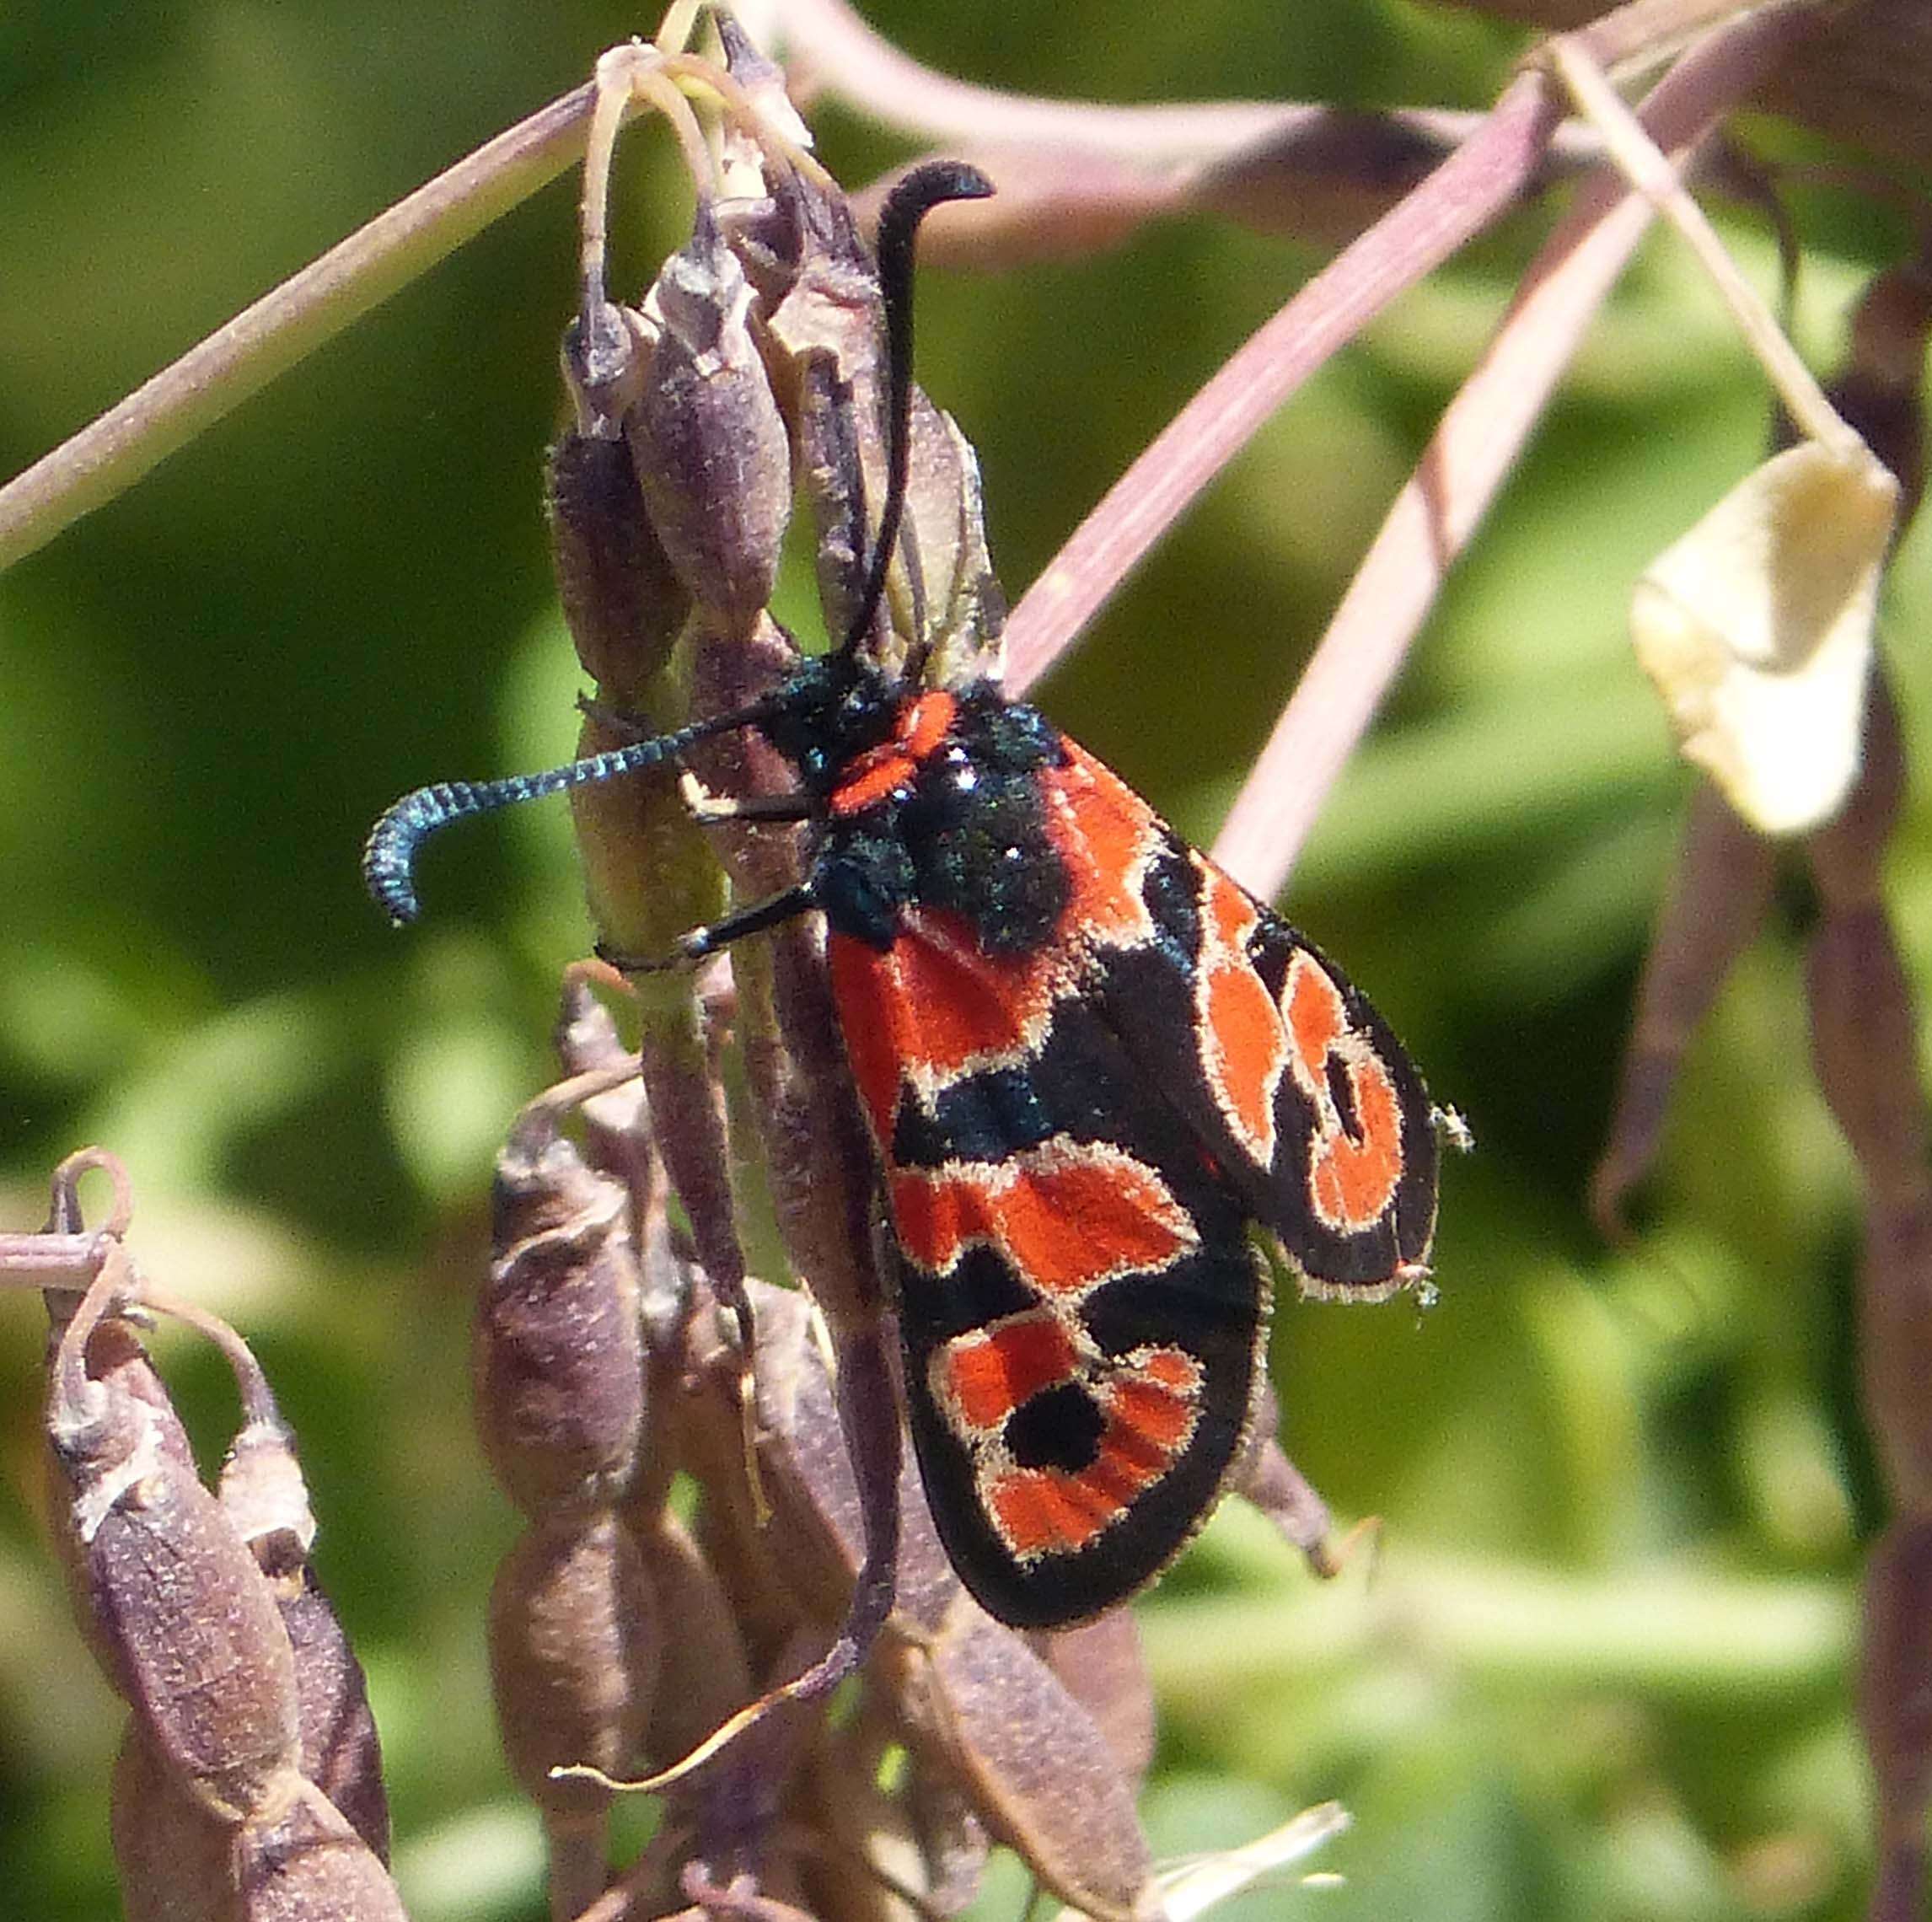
[678,770,815,825]
[597,883,818,974]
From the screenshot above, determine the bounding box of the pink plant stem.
[1211,6,1822,899]
[1001,70,1565,702]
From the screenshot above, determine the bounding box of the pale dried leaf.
[1630,439,1897,834]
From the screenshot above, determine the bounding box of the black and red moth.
[366,163,1442,1631]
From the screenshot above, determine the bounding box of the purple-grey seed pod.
[486,1511,661,1822]
[110,1722,242,1922]
[548,322,693,705]
[233,1775,408,1922]
[217,1417,392,1862]
[49,1316,301,1822]
[629,217,792,630]
[479,1127,647,1516]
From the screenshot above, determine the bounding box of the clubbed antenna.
[840,160,996,660]
[362,701,785,924]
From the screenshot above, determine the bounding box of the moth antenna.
[362,699,786,925]
[840,160,995,663]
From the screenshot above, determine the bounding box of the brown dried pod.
[478,1087,649,1516]
[209,1404,391,1865]
[904,1598,1153,1922]
[486,1510,662,1840]
[1860,1196,1932,1510]
[626,214,792,631]
[549,331,693,703]
[1591,781,1778,1234]
[1806,901,1928,1208]
[266,1568,392,1868]
[111,1721,244,1922]
[1860,1516,1932,1922]
[626,1506,757,1777]
[232,1774,408,1922]
[1033,1612,1157,1793]
[46,1263,302,1823]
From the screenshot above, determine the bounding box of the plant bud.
[233,1774,408,1922]
[628,217,792,629]
[47,1282,301,1823]
[479,1106,647,1515]
[486,1511,661,1823]
[110,1722,241,1922]
[547,400,691,703]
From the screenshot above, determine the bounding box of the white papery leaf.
[1631,439,1897,834]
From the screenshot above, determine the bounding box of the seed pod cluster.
[29,1153,399,1922]
[469,973,1174,1919]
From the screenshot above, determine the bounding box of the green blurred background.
[2,3,1925,1917]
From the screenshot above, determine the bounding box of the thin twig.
[0,81,599,572]
[1210,3,1825,898]
[1001,69,1568,696]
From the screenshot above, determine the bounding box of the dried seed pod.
[1860,1197,1932,1509]
[906,1599,1153,1922]
[1860,1517,1932,1922]
[1806,901,1929,1208]
[478,1091,648,1516]
[486,1511,662,1831]
[550,323,693,704]
[47,1266,301,1823]
[233,1774,408,1922]
[627,215,792,630]
[273,1570,392,1867]
[627,1506,756,1775]
[1591,782,1778,1234]
[58,1442,303,1820]
[209,1402,391,1865]
[1033,1612,1157,1792]
[111,1721,244,1922]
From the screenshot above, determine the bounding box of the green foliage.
[2,3,1924,1916]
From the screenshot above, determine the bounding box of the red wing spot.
[827,933,904,1143]
[990,1156,1194,1293]
[1206,869,1258,950]
[1107,1371,1196,1457]
[886,917,1059,1079]
[990,1470,1119,1557]
[891,1170,967,1275]
[1139,1348,1200,1393]
[1283,953,1347,1086]
[939,1315,1081,1433]
[1041,750,1160,948]
[827,692,960,819]
[899,690,958,760]
[830,750,917,816]
[1204,958,1284,1157]
[1194,867,1285,1164]
[1310,1054,1404,1229]
[891,1151,1195,1291]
